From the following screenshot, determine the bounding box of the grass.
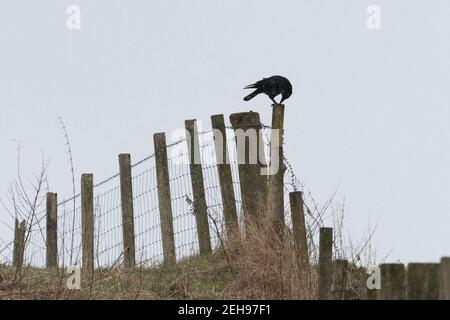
[0,252,235,300]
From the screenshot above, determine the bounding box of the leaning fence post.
[185,119,212,256]
[211,114,239,237]
[119,154,136,268]
[81,174,94,273]
[439,257,450,300]
[269,104,285,238]
[318,227,333,300]
[406,263,439,300]
[229,112,266,228]
[154,133,176,265]
[378,263,406,300]
[46,192,58,269]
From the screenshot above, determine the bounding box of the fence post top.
[153,132,166,139]
[380,263,405,268]
[211,114,226,127]
[81,173,93,178]
[211,114,224,121]
[230,111,261,128]
[185,119,197,129]
[407,262,439,267]
[119,153,131,158]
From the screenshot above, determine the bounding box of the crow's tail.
[243,89,260,101]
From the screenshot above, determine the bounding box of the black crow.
[243,75,292,104]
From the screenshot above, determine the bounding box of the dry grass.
[0,252,233,300]
[219,216,316,299]
[0,204,376,300]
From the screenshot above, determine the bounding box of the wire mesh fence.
[1,123,309,269]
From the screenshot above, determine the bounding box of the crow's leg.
[270,97,277,105]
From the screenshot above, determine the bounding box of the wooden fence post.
[378,263,405,300]
[406,263,439,300]
[439,257,450,300]
[119,154,136,268]
[12,219,18,267]
[46,192,58,269]
[358,266,377,300]
[269,104,285,238]
[154,133,176,265]
[318,227,333,300]
[81,174,94,273]
[229,112,266,228]
[289,191,309,270]
[13,219,25,269]
[185,119,212,255]
[333,259,348,300]
[211,114,239,237]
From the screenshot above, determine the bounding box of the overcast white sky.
[1,1,449,263]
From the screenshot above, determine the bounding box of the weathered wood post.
[289,191,309,270]
[359,266,378,300]
[333,259,348,300]
[439,257,450,300]
[378,263,405,300]
[318,227,333,300]
[13,219,26,269]
[211,114,239,237]
[46,192,58,269]
[13,219,19,266]
[185,119,212,255]
[119,154,136,268]
[406,263,439,300]
[154,133,176,265]
[229,112,266,228]
[268,104,285,238]
[81,174,94,273]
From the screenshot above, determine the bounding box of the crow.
[243,75,292,104]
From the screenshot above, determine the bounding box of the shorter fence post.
[13,219,19,267]
[46,192,58,269]
[333,259,349,300]
[378,263,405,300]
[185,119,212,256]
[359,266,377,300]
[289,191,309,271]
[318,227,333,300]
[154,133,176,265]
[81,174,94,273]
[439,257,450,300]
[13,219,26,269]
[119,154,136,268]
[406,263,439,300]
[211,114,239,238]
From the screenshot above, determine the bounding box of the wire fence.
[1,125,307,268]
